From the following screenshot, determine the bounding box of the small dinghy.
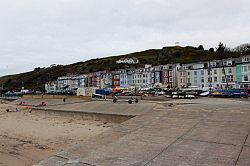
[200,91,210,97]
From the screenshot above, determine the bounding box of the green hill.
[0,46,241,92]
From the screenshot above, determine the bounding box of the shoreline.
[0,102,115,166]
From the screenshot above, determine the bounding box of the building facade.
[45,55,250,91]
[237,55,250,88]
[45,81,57,93]
[119,69,129,87]
[45,75,87,93]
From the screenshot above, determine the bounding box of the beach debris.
[68,119,74,123]
[9,151,20,155]
[35,144,46,150]
[67,159,80,164]
[5,108,20,112]
[168,103,174,107]
[39,102,46,107]
[19,101,26,105]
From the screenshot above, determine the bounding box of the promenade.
[36,98,250,166]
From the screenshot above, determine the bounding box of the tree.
[209,48,214,52]
[34,67,41,72]
[216,42,230,89]
[216,42,232,53]
[234,43,250,53]
[216,42,225,53]
[198,45,204,51]
[174,52,181,58]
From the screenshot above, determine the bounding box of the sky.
[0,0,249,76]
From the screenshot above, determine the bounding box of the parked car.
[155,91,165,95]
[92,94,104,99]
[121,91,134,96]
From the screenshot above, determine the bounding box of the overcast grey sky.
[0,0,249,76]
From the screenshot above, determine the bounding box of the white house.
[55,75,87,93]
[45,81,57,93]
[128,66,152,89]
[119,69,129,87]
[116,57,139,64]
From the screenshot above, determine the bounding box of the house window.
[201,77,204,83]
[228,68,232,74]
[208,77,212,82]
[194,71,197,75]
[227,61,232,66]
[227,75,234,82]
[243,57,250,62]
[214,77,218,82]
[243,75,249,82]
[214,69,217,75]
[243,66,248,72]
[212,62,217,67]
[201,70,204,75]
[222,69,226,74]
[222,76,225,83]
[194,79,197,84]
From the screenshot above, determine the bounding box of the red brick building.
[161,70,173,88]
[112,74,120,87]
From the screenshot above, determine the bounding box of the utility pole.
[220,58,229,90]
[208,60,212,93]
[217,42,229,90]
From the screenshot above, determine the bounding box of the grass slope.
[0,46,240,91]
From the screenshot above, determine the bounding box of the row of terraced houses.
[45,55,250,93]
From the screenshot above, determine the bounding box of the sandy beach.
[0,101,115,166]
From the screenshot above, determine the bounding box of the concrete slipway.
[33,98,250,166]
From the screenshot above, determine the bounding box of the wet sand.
[0,101,115,166]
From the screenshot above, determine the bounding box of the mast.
[208,60,212,93]
[220,58,229,90]
[217,42,229,90]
